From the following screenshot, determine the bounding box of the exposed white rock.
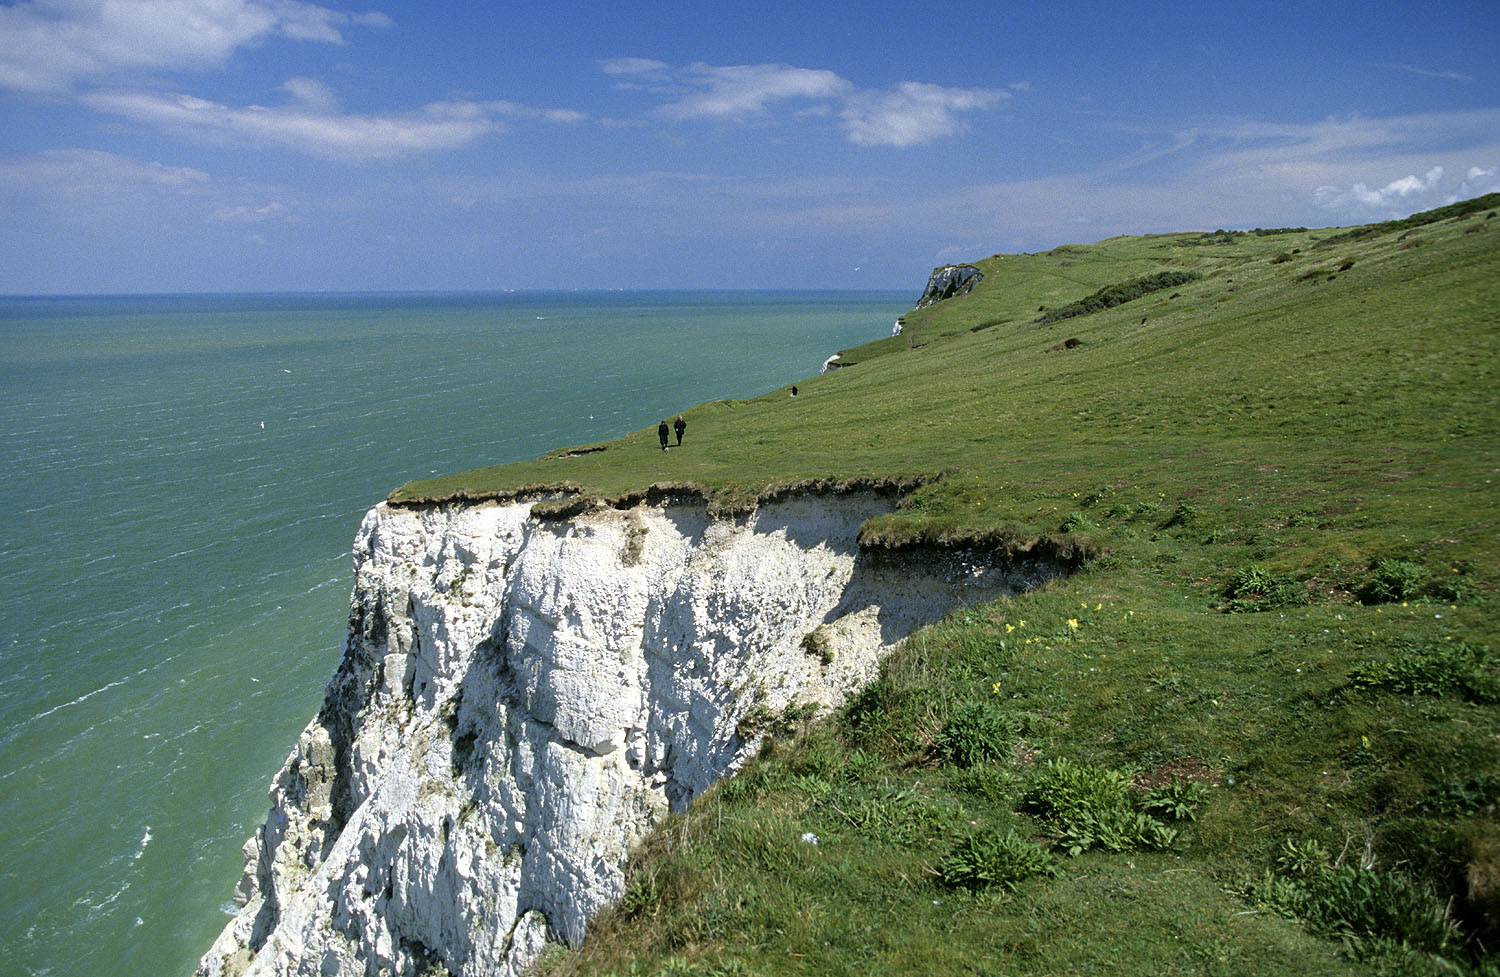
[199,493,1061,977]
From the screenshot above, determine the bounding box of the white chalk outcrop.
[198,492,1062,977]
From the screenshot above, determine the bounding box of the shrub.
[938,826,1059,891]
[801,627,834,665]
[1142,778,1209,822]
[1275,837,1332,878]
[1359,558,1430,604]
[1414,774,1500,816]
[1021,758,1195,855]
[936,700,1016,769]
[1345,643,1498,703]
[950,763,1022,804]
[1059,510,1090,533]
[1057,808,1178,856]
[1022,757,1132,822]
[837,784,954,844]
[1037,271,1202,324]
[1223,563,1306,612]
[1253,863,1462,959]
[1158,501,1198,530]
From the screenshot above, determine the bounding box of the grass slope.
[406,198,1500,976]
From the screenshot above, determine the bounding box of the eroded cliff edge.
[199,492,1069,977]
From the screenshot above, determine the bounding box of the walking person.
[673,415,686,446]
[658,419,670,451]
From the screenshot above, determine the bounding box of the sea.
[0,289,908,977]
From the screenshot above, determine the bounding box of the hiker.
[791,385,798,397]
[658,420,669,451]
[673,415,686,446]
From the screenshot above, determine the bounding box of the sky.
[1,0,1498,293]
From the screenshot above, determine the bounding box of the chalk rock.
[199,492,1059,976]
[914,264,984,309]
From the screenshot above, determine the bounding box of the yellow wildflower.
[1067,619,1080,631]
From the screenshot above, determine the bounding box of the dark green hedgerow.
[1037,270,1203,324]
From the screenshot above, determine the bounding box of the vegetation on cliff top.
[409,196,1498,976]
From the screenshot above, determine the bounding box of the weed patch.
[935,699,1017,768]
[1251,861,1463,964]
[1359,557,1430,604]
[938,826,1059,892]
[1344,643,1498,703]
[1223,563,1307,612]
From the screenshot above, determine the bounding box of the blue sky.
[2,0,1497,293]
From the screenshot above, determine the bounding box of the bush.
[1253,863,1462,959]
[1021,758,1195,855]
[1037,271,1203,325]
[1414,774,1500,816]
[1057,807,1178,856]
[938,826,1059,892]
[1023,757,1132,821]
[1360,558,1430,604]
[1345,643,1498,703]
[1223,563,1306,612]
[1142,778,1209,822]
[936,700,1016,768]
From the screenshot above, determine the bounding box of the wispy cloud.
[211,200,287,222]
[0,147,210,197]
[1388,63,1472,83]
[660,63,851,120]
[601,58,1008,147]
[81,87,517,161]
[1173,110,1500,219]
[841,81,1008,147]
[0,0,391,93]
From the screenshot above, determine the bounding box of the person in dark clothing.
[658,420,670,451]
[673,415,686,446]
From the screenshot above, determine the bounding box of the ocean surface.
[0,290,908,977]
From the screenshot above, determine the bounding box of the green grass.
[404,197,1500,975]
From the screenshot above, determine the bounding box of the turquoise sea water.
[0,290,906,977]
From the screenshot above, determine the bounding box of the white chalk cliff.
[198,492,1063,976]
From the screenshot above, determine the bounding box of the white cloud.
[1313,160,1500,215]
[841,81,1007,147]
[278,76,338,112]
[603,59,1006,146]
[81,87,501,160]
[663,63,851,120]
[1390,63,1472,83]
[0,0,390,92]
[0,147,209,196]
[212,200,286,221]
[599,57,673,86]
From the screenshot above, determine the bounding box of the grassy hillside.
[406,196,1499,976]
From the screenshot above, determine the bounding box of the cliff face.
[914,264,984,309]
[199,493,1063,977]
